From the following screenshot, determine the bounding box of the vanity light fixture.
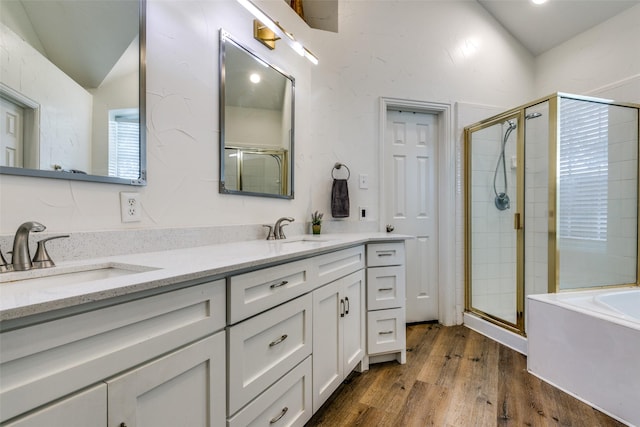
[531,0,548,4]
[237,0,318,64]
[254,20,280,50]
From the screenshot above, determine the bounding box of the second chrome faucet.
[264,217,295,240]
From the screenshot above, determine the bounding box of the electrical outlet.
[359,206,368,220]
[120,192,142,223]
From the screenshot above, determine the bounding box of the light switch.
[359,174,369,189]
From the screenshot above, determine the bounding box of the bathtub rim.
[528,286,640,330]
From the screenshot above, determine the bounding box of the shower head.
[526,112,542,120]
[506,119,517,130]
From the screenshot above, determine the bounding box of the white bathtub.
[528,288,640,427]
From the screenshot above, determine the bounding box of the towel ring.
[332,163,351,180]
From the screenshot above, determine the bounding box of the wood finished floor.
[307,324,625,427]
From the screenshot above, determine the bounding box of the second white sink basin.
[281,237,333,244]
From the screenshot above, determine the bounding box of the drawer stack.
[365,242,407,365]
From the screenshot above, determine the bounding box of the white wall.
[0,0,535,234]
[535,4,640,102]
[309,0,535,224]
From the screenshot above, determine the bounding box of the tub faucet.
[274,217,294,239]
[11,221,46,271]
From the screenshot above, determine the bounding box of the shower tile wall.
[524,102,549,297]
[606,106,638,284]
[471,123,517,323]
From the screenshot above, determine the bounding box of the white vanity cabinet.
[365,242,407,365]
[0,280,227,427]
[312,270,366,411]
[226,245,365,423]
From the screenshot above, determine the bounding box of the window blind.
[558,99,608,241]
[108,111,140,179]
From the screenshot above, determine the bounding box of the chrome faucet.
[273,217,294,240]
[11,221,45,271]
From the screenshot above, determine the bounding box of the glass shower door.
[465,114,524,332]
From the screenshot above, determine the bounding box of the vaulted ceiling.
[477,0,640,56]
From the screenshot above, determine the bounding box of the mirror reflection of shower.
[492,112,543,211]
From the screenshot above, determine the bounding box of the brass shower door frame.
[464,110,526,335]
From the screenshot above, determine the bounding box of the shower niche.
[464,93,640,335]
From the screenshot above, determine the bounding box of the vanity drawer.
[228,356,312,427]
[366,243,405,267]
[315,245,365,285]
[367,308,406,355]
[228,258,314,324]
[227,294,312,415]
[366,266,405,310]
[0,280,225,423]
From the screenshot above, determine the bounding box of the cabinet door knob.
[340,299,345,317]
[344,296,350,315]
[269,334,288,347]
[269,406,289,424]
[120,423,128,427]
[270,280,288,290]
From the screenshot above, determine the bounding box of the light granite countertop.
[0,233,410,322]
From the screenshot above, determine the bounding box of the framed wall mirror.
[219,30,295,199]
[0,0,146,185]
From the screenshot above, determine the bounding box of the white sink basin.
[0,263,158,288]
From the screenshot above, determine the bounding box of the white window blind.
[108,109,139,179]
[558,99,608,241]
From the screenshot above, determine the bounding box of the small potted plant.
[311,210,324,234]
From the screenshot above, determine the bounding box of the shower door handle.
[514,213,522,230]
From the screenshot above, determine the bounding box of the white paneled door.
[0,97,23,167]
[384,110,438,322]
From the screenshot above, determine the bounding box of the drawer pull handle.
[345,296,350,315]
[340,299,345,317]
[377,252,394,257]
[270,406,289,424]
[379,330,394,335]
[270,280,288,290]
[269,334,288,347]
[378,287,393,291]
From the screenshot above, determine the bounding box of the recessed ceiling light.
[531,0,548,4]
[249,73,261,83]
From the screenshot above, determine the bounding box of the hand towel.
[331,179,350,218]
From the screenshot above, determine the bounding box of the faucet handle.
[279,223,290,239]
[0,247,13,273]
[32,235,70,268]
[263,225,275,240]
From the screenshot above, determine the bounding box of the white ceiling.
[477,0,640,56]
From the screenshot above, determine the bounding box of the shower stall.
[464,93,640,334]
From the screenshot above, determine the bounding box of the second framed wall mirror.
[219,30,295,199]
